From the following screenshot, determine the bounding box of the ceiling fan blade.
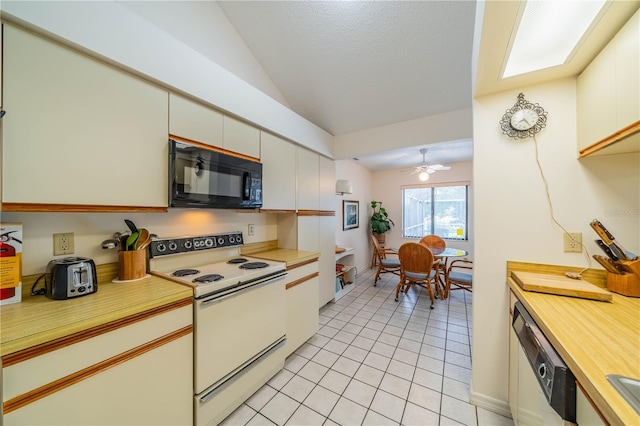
[429,164,451,171]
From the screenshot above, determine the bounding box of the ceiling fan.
[405,148,451,181]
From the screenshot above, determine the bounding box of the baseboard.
[470,390,513,419]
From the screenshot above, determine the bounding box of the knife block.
[606,258,640,297]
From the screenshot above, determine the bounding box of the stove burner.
[192,274,224,283]
[239,262,269,270]
[172,269,200,277]
[227,258,248,264]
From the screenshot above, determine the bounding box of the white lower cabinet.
[2,305,193,426]
[576,385,605,426]
[285,261,319,357]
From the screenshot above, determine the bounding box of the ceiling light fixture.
[503,0,607,78]
[418,171,430,182]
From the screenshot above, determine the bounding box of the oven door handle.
[200,273,287,306]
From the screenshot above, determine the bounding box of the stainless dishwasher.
[511,301,576,425]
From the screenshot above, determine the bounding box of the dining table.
[428,247,469,299]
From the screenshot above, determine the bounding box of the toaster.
[45,257,97,300]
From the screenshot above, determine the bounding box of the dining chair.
[370,234,401,286]
[396,242,441,309]
[445,258,473,298]
[419,234,446,293]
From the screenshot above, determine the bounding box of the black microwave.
[169,139,262,209]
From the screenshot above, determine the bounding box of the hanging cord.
[31,273,47,296]
[532,135,592,278]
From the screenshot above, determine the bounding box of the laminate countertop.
[249,249,320,268]
[0,264,192,357]
[507,262,640,425]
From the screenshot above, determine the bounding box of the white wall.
[334,160,374,274]
[471,77,640,412]
[2,211,278,275]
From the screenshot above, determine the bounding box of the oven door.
[194,273,286,394]
[169,139,262,209]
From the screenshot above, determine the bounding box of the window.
[402,184,468,240]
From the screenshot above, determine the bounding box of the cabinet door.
[319,216,337,307]
[260,131,296,210]
[576,385,605,426]
[2,25,168,207]
[223,115,260,158]
[615,11,640,130]
[169,93,223,148]
[285,268,319,357]
[297,147,319,210]
[4,334,193,426]
[318,155,336,211]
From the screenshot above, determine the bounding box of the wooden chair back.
[419,235,446,254]
[398,242,434,275]
[370,234,386,261]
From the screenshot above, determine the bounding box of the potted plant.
[370,201,394,245]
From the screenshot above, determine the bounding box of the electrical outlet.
[563,232,582,253]
[53,233,75,255]
[248,224,255,236]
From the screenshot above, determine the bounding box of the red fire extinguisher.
[1,231,21,299]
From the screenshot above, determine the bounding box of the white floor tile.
[306,333,330,349]
[379,373,411,400]
[444,363,471,385]
[477,407,514,426]
[303,386,340,417]
[402,401,440,426]
[342,345,369,363]
[268,368,295,390]
[318,369,351,394]
[246,412,276,426]
[328,397,368,425]
[311,349,339,368]
[363,352,392,371]
[295,343,321,360]
[371,341,396,358]
[363,409,400,426]
[284,354,308,374]
[285,404,326,426]
[220,404,257,426]
[440,394,478,426]
[408,382,442,413]
[392,347,419,366]
[352,335,376,351]
[354,364,385,387]
[370,389,406,423]
[442,376,470,402]
[331,356,360,377]
[297,361,329,383]
[281,375,316,403]
[413,367,443,392]
[322,339,349,355]
[246,385,278,411]
[343,378,377,407]
[386,359,416,381]
[260,392,300,426]
[397,337,422,353]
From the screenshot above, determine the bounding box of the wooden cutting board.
[511,271,612,302]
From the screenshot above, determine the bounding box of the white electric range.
[149,232,288,425]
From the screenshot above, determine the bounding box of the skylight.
[503,0,607,78]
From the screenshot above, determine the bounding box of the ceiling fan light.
[418,171,430,182]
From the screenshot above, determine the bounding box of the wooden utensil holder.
[118,250,147,281]
[606,258,640,297]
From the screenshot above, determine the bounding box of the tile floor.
[221,268,514,426]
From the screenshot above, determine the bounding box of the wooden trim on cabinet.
[2,325,192,415]
[1,298,192,367]
[169,134,260,162]
[287,258,320,270]
[297,210,335,216]
[259,209,297,214]
[286,272,319,290]
[0,203,168,213]
[578,120,640,158]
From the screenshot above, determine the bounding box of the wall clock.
[499,93,548,140]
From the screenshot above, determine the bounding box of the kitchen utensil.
[101,232,128,249]
[590,220,637,261]
[595,239,618,261]
[135,229,150,250]
[124,219,139,234]
[592,255,624,274]
[125,232,139,251]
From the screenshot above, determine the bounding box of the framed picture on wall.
[343,200,359,230]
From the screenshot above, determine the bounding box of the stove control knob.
[217,237,225,246]
[205,238,214,248]
[229,236,235,243]
[538,363,547,379]
[184,240,193,250]
[168,242,178,252]
[157,243,166,253]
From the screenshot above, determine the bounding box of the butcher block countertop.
[507,261,640,426]
[0,263,192,357]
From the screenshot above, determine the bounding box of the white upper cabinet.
[223,115,260,158]
[2,25,168,208]
[318,155,336,211]
[577,10,640,156]
[169,93,223,148]
[260,131,296,210]
[297,146,319,211]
